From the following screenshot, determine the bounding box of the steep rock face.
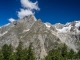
[0,15,36,48]
[0,23,14,36]
[0,16,61,59]
[20,19,61,59]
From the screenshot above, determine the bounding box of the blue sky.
[0,0,80,26]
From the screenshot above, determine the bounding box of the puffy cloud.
[8,0,40,20]
[8,18,15,22]
[21,0,40,10]
[18,0,40,19]
[18,9,34,19]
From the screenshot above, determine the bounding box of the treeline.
[45,44,80,60]
[0,41,35,60]
[0,42,80,60]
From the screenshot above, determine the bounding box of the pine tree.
[8,44,13,54]
[2,44,12,60]
[16,41,23,60]
[45,48,62,60]
[27,43,35,60]
[68,49,74,59]
[61,44,68,59]
[0,50,4,60]
[16,42,35,60]
[2,44,13,60]
[20,48,28,60]
[9,53,16,60]
[76,49,80,59]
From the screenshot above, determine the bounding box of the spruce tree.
[76,49,80,59]
[20,48,28,60]
[16,41,23,60]
[61,44,68,59]
[9,53,16,60]
[68,49,74,59]
[45,48,62,60]
[27,43,35,60]
[0,50,4,60]
[2,44,11,60]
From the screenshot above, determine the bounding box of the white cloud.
[21,0,40,10]
[18,9,34,19]
[9,18,15,22]
[18,0,40,19]
[8,0,40,20]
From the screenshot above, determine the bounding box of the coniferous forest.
[0,42,80,60]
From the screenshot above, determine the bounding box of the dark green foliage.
[61,44,68,59]
[2,44,8,60]
[2,44,13,60]
[20,48,28,60]
[16,41,23,60]
[16,42,35,60]
[68,49,75,59]
[44,44,80,60]
[77,50,80,58]
[8,53,16,60]
[0,42,35,60]
[45,49,62,60]
[27,43,35,60]
[0,50,4,60]
[0,42,80,60]
[75,49,80,59]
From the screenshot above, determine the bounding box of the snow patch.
[0,31,8,37]
[75,21,80,27]
[65,22,71,26]
[57,24,72,33]
[44,23,51,29]
[23,29,30,33]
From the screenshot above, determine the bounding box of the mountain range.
[0,15,80,59]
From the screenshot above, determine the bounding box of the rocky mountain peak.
[23,15,37,21]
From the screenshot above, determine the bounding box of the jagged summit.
[22,15,37,21]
